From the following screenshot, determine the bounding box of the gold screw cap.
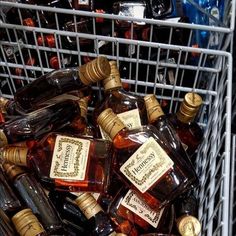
[0,97,9,113]
[79,56,111,85]
[2,162,26,181]
[78,97,89,118]
[12,208,46,236]
[74,192,103,219]
[103,61,122,91]
[177,215,201,236]
[144,94,164,122]
[97,108,126,140]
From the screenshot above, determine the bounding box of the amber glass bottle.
[97,108,197,210]
[173,192,201,236]
[0,132,113,193]
[12,56,110,112]
[168,92,203,158]
[108,187,173,236]
[144,94,197,172]
[12,208,47,236]
[0,99,81,147]
[74,192,117,236]
[2,163,63,234]
[93,61,147,139]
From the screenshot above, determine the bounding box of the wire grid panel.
[0,2,233,236]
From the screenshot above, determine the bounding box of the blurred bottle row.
[0,56,203,235]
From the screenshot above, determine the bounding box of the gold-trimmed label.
[99,109,142,140]
[50,135,90,180]
[121,189,164,228]
[120,137,174,193]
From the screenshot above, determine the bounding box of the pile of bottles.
[0,56,204,236]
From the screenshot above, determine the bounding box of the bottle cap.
[50,56,59,70]
[103,61,122,91]
[45,34,55,48]
[2,162,26,181]
[177,215,201,236]
[12,208,46,236]
[97,108,126,140]
[144,94,164,123]
[0,146,28,166]
[23,18,35,27]
[0,130,8,147]
[79,56,111,85]
[177,93,202,123]
[0,97,9,114]
[78,97,89,118]
[74,192,103,220]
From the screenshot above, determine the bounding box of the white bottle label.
[120,137,174,193]
[50,135,90,180]
[121,189,164,228]
[99,108,142,140]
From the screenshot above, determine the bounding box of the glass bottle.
[167,92,203,158]
[48,190,88,234]
[108,187,172,236]
[0,208,16,236]
[0,167,22,215]
[144,94,197,171]
[0,99,81,147]
[93,61,147,139]
[2,162,63,234]
[12,56,110,112]
[0,132,113,192]
[173,192,201,236]
[74,192,117,236]
[97,108,197,210]
[12,208,47,236]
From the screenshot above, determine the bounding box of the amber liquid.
[150,115,197,176]
[14,68,84,112]
[168,114,203,158]
[27,133,113,192]
[111,125,197,210]
[93,88,147,138]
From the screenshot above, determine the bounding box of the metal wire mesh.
[0,2,234,236]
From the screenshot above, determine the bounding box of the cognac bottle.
[173,192,201,236]
[48,190,88,234]
[0,99,81,147]
[108,187,171,236]
[0,167,22,215]
[13,56,111,112]
[0,208,16,236]
[2,163,63,234]
[93,61,147,139]
[144,94,197,173]
[168,92,203,158]
[12,208,47,236]
[0,132,113,192]
[97,108,197,210]
[74,192,117,236]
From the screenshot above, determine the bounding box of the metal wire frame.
[0,2,233,236]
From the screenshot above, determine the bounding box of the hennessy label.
[121,190,164,228]
[120,137,174,193]
[99,108,141,140]
[50,135,90,180]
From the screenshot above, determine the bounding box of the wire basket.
[0,2,233,236]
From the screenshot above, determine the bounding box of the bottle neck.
[97,108,127,140]
[0,146,28,166]
[144,95,165,123]
[74,193,103,220]
[176,108,196,124]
